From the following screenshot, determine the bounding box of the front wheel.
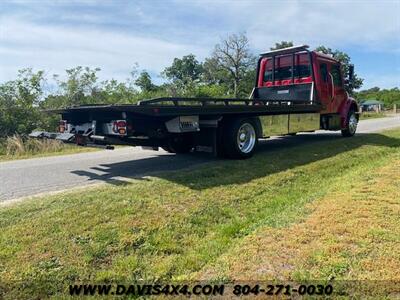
[223,118,258,159]
[341,110,358,137]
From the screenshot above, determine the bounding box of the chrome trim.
[348,113,358,135]
[237,123,256,154]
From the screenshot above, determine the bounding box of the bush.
[0,139,5,156]
[4,135,65,156]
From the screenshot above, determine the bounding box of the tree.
[355,87,400,107]
[202,57,228,85]
[0,69,45,137]
[270,41,294,50]
[315,46,363,94]
[53,66,102,106]
[100,79,138,104]
[361,86,380,93]
[210,32,256,97]
[135,71,157,92]
[191,84,227,98]
[163,54,203,86]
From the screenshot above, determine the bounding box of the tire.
[341,110,358,137]
[163,134,193,154]
[223,118,258,159]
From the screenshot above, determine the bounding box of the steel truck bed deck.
[54,97,321,117]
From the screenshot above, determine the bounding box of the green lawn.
[359,112,387,120]
[0,129,399,299]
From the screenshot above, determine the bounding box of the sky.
[0,0,399,90]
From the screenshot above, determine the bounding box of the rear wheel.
[341,110,358,137]
[162,134,193,154]
[223,118,258,159]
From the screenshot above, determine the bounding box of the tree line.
[356,87,400,106]
[1,32,396,138]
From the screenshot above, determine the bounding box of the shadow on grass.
[71,132,400,190]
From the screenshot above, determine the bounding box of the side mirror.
[348,64,354,82]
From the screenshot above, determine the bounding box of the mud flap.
[193,127,217,156]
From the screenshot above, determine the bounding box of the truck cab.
[254,45,359,133]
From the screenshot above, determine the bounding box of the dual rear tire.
[164,118,258,159]
[162,134,193,154]
[219,118,258,159]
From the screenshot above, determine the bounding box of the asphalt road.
[1,115,399,203]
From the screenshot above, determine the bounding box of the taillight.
[112,120,127,135]
[59,120,67,133]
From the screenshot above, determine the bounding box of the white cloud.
[0,15,208,82]
[188,0,400,52]
[362,73,400,89]
[0,0,399,89]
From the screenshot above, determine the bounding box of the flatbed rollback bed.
[30,45,360,159]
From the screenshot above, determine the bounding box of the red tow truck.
[30,45,359,159]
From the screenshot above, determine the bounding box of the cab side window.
[330,64,342,86]
[319,63,328,83]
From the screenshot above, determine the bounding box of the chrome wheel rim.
[349,113,358,134]
[237,123,256,153]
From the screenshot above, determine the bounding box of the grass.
[0,129,399,298]
[199,153,400,280]
[0,135,97,161]
[197,151,400,298]
[359,112,387,120]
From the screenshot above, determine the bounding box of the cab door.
[316,61,331,113]
[329,63,346,112]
